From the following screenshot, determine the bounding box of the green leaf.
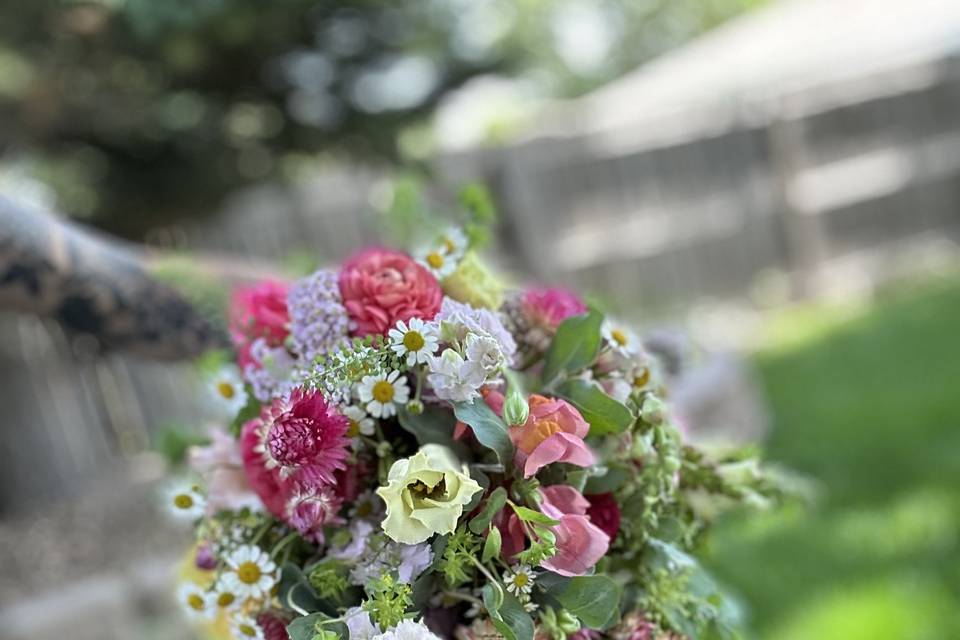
[537,574,622,630]
[541,310,604,384]
[556,378,634,435]
[511,505,560,526]
[483,526,502,562]
[469,486,508,534]
[286,613,328,640]
[453,400,514,469]
[398,405,469,458]
[495,591,535,640]
[278,563,331,616]
[585,464,630,494]
[229,386,261,437]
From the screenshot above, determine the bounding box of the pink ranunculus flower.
[338,247,443,336]
[229,280,291,368]
[538,485,610,576]
[188,427,262,515]
[522,287,587,329]
[509,394,596,478]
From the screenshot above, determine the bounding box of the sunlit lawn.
[702,276,960,639]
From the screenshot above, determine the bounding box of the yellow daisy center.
[611,328,629,346]
[174,494,194,509]
[347,419,360,437]
[403,330,425,352]
[443,238,456,253]
[633,369,650,388]
[217,381,236,399]
[426,252,445,269]
[238,623,258,637]
[513,573,529,588]
[187,593,205,610]
[217,592,236,607]
[372,380,395,403]
[237,561,262,585]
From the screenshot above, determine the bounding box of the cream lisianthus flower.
[376,444,482,544]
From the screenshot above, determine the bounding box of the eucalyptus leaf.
[556,378,634,436]
[537,573,622,629]
[469,486,508,534]
[584,464,630,494]
[453,400,514,470]
[286,613,326,640]
[483,585,533,640]
[541,310,604,384]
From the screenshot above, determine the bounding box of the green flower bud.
[503,386,529,427]
[406,399,424,415]
[641,395,666,425]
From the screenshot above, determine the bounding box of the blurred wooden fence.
[4,53,960,513]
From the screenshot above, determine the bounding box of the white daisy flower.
[504,565,535,597]
[165,482,206,521]
[230,615,266,639]
[438,227,468,259]
[417,247,458,279]
[358,370,409,418]
[602,320,639,357]
[212,578,242,612]
[388,317,440,366]
[222,544,277,600]
[343,404,376,437]
[177,582,215,620]
[208,364,248,416]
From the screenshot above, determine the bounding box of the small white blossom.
[602,320,639,357]
[165,482,206,521]
[177,582,215,620]
[388,318,440,366]
[426,349,484,403]
[230,615,266,639]
[345,606,381,640]
[358,370,410,418]
[344,404,376,437]
[372,619,442,640]
[461,331,506,383]
[221,545,277,600]
[504,565,535,596]
[208,364,248,417]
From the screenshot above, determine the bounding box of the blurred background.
[2,0,960,638]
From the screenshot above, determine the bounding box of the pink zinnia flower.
[538,485,610,576]
[338,247,443,336]
[522,287,587,329]
[229,280,291,368]
[585,492,622,542]
[260,388,351,488]
[509,394,596,478]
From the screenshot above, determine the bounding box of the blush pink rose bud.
[521,287,587,329]
[338,247,443,336]
[538,485,610,576]
[508,394,596,478]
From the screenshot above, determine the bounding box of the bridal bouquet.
[168,192,779,640]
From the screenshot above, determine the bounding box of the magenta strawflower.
[285,486,342,544]
[257,387,351,489]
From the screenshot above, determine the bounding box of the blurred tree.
[0,0,763,238]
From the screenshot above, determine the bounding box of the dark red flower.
[585,492,621,541]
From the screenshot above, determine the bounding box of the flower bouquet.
[169,193,781,640]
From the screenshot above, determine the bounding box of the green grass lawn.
[702,276,960,639]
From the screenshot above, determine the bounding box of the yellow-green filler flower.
[377,444,482,544]
[442,251,505,310]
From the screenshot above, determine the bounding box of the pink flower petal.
[522,432,596,478]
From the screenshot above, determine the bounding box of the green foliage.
[705,277,960,639]
[459,183,498,251]
[469,486,509,534]
[286,612,349,640]
[363,573,413,630]
[537,574,623,630]
[556,378,634,435]
[482,526,502,562]
[153,422,209,465]
[484,584,535,640]
[397,404,469,458]
[308,560,351,603]
[541,310,604,385]
[453,400,515,470]
[438,526,482,587]
[511,505,560,527]
[229,385,262,437]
